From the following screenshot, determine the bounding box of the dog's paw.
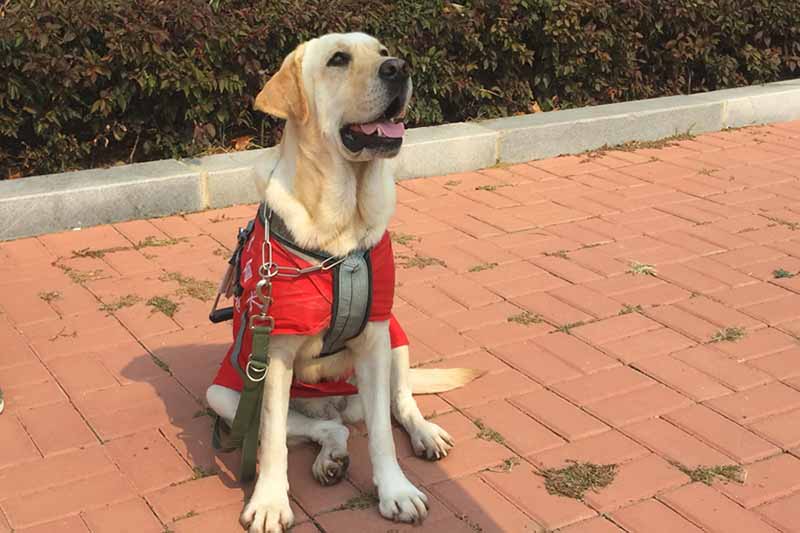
[240,492,294,533]
[377,477,428,523]
[312,448,350,486]
[410,420,454,461]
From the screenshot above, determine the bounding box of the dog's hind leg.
[207,386,350,486]
[287,408,350,486]
[390,346,454,461]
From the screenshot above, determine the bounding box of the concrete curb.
[2,79,799,240]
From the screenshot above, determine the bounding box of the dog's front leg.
[240,342,298,533]
[351,322,428,523]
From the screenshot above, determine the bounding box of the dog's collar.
[258,202,345,262]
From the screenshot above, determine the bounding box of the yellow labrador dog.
[205,33,480,533]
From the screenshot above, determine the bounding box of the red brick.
[665,404,779,463]
[422,349,508,376]
[586,384,693,427]
[488,271,570,299]
[0,416,39,470]
[490,340,582,385]
[548,284,622,319]
[601,327,695,364]
[510,389,608,441]
[398,284,467,317]
[644,304,720,342]
[572,313,661,345]
[610,498,704,533]
[530,430,649,469]
[757,491,800,533]
[660,482,780,533]
[625,418,735,467]
[718,453,800,508]
[583,272,663,298]
[481,465,596,530]
[0,447,114,501]
[551,366,654,406]
[560,517,625,533]
[103,430,193,493]
[440,301,526,332]
[82,498,163,533]
[568,248,628,277]
[712,326,798,361]
[113,302,181,340]
[748,347,800,380]
[18,402,97,456]
[4,472,136,530]
[442,370,540,409]
[464,320,552,349]
[16,516,89,533]
[530,255,602,284]
[407,317,476,357]
[672,345,772,391]
[145,475,240,523]
[742,294,800,325]
[678,296,764,332]
[654,229,726,255]
[30,324,135,361]
[583,454,688,513]
[466,400,565,456]
[705,382,800,425]
[47,354,118,396]
[682,256,757,287]
[432,475,544,532]
[401,437,512,485]
[432,274,503,309]
[314,489,448,533]
[512,292,594,327]
[654,262,728,294]
[39,225,130,258]
[633,355,733,401]
[531,332,619,375]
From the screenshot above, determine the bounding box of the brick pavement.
[2,121,800,532]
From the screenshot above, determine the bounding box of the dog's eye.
[379,49,389,57]
[327,51,351,67]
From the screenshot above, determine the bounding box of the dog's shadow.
[120,340,245,489]
[121,339,510,531]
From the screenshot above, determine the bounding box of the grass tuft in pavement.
[474,419,505,444]
[710,326,746,343]
[162,272,216,302]
[542,461,618,499]
[99,294,141,313]
[677,464,745,485]
[469,262,498,272]
[507,311,542,326]
[147,295,179,317]
[336,492,379,511]
[628,261,657,276]
[774,268,795,279]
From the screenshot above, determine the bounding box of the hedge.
[1,0,798,179]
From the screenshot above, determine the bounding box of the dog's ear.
[254,45,309,124]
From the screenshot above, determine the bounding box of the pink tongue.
[353,121,405,138]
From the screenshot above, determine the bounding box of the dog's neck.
[259,119,396,257]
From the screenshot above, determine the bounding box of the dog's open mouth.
[340,96,406,153]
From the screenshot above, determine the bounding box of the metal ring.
[259,262,280,278]
[245,360,267,382]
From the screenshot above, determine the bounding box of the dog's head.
[255,32,412,161]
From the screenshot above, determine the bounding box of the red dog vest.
[212,212,408,397]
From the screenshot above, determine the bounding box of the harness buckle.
[249,314,275,331]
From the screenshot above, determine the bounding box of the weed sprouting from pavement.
[677,464,745,485]
[710,327,746,343]
[541,461,618,499]
[773,268,795,279]
[628,261,657,276]
[146,295,179,317]
[507,311,542,326]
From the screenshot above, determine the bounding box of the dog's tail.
[409,368,485,394]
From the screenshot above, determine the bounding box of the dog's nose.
[379,58,409,82]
